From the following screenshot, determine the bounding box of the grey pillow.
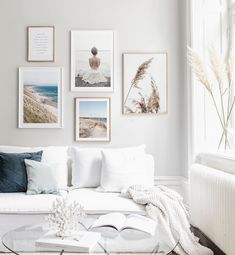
[24,159,60,195]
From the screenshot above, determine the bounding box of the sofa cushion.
[196,153,235,175]
[0,188,145,215]
[69,189,145,214]
[0,151,43,193]
[0,146,69,188]
[25,160,61,195]
[71,147,102,188]
[100,151,154,192]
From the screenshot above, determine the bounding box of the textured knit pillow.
[99,153,154,192]
[25,159,60,195]
[99,146,154,192]
[0,151,42,192]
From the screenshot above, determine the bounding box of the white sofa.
[0,145,147,252]
[190,153,235,255]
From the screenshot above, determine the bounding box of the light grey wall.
[179,0,189,177]
[0,0,186,176]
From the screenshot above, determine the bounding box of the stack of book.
[36,231,101,253]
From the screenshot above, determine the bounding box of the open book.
[91,213,157,236]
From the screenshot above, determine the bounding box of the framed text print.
[27,26,55,62]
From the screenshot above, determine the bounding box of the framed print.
[75,98,111,142]
[123,52,168,115]
[71,30,114,92]
[18,67,63,128]
[27,26,55,62]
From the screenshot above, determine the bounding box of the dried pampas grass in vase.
[187,46,235,150]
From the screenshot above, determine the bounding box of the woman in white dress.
[78,47,107,85]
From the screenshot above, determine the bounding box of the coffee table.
[2,216,179,254]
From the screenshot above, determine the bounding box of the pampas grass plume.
[226,53,233,82]
[187,46,211,91]
[208,47,225,84]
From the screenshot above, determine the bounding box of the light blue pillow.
[24,159,60,195]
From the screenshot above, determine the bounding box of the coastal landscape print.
[71,31,113,92]
[19,67,62,128]
[75,98,110,141]
[123,53,167,115]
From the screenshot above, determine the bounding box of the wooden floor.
[0,253,167,255]
[191,226,226,255]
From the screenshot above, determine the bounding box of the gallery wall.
[0,0,187,177]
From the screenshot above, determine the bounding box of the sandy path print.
[79,118,107,138]
[91,125,107,138]
[76,98,110,141]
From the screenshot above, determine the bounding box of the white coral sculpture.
[47,197,86,238]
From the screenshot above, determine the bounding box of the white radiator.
[190,161,235,255]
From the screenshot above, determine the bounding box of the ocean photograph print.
[71,30,114,92]
[75,98,110,142]
[123,53,168,115]
[18,67,63,128]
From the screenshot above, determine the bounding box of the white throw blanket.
[122,185,213,255]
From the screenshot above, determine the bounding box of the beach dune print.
[23,70,59,124]
[77,100,109,140]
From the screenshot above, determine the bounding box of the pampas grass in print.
[123,53,167,115]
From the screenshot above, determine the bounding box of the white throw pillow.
[40,147,68,189]
[0,146,68,189]
[99,148,154,192]
[71,147,102,188]
[25,159,60,195]
[71,145,146,188]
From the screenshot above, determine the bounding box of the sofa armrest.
[190,163,235,255]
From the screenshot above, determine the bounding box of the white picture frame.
[71,30,114,92]
[18,67,63,128]
[123,52,168,115]
[75,97,111,142]
[27,26,55,62]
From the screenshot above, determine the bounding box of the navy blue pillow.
[0,151,43,193]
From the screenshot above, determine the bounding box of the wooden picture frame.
[75,97,111,142]
[27,26,55,62]
[122,52,168,115]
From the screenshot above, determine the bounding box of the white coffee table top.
[2,216,179,255]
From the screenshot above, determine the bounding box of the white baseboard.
[154,176,189,206]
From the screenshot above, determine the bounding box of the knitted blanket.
[122,185,213,255]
